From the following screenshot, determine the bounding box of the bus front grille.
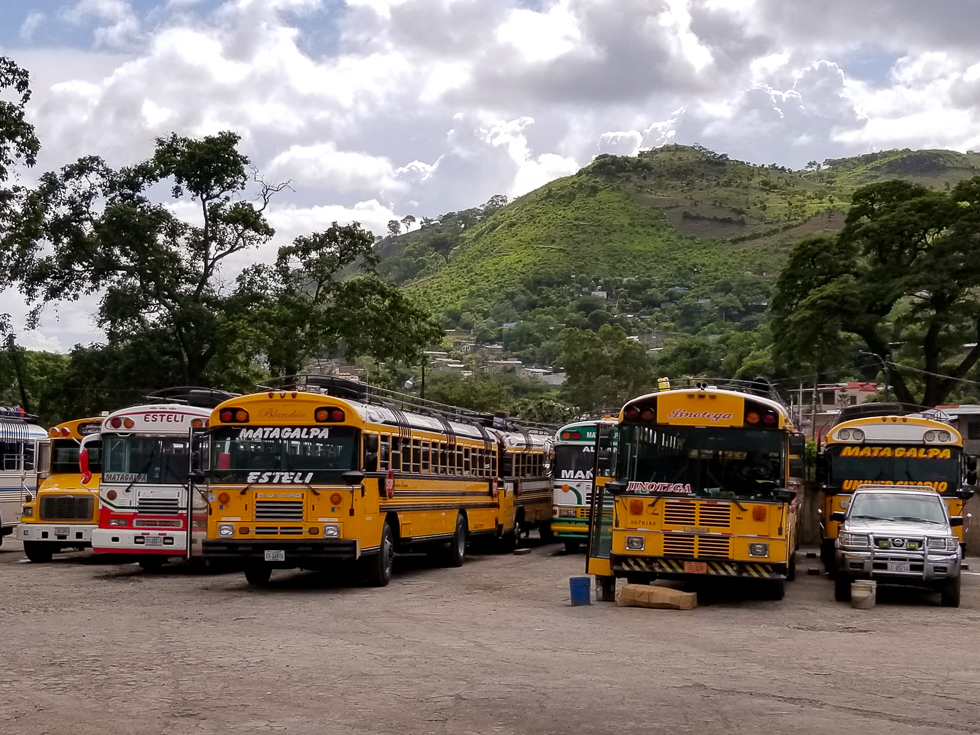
[696,536,731,558]
[664,502,696,526]
[40,495,94,522]
[663,534,695,556]
[697,504,731,528]
[137,498,181,515]
[254,526,304,535]
[255,501,304,521]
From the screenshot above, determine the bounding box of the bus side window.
[364,434,380,472]
[502,453,514,477]
[421,441,430,473]
[463,446,471,475]
[411,439,421,474]
[24,442,35,471]
[390,438,402,472]
[379,436,390,470]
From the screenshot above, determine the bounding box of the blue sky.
[3,0,980,350]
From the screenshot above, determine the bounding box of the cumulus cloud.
[7,0,980,348]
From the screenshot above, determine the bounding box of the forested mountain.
[376,145,980,374]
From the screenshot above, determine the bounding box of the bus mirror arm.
[951,516,964,527]
[830,511,846,523]
[343,471,366,486]
[605,480,629,496]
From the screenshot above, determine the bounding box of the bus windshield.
[51,439,102,475]
[554,444,595,481]
[617,425,784,499]
[104,436,190,485]
[210,426,359,483]
[829,444,960,492]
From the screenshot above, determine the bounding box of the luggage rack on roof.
[650,377,786,408]
[144,386,240,409]
[258,374,557,436]
[832,402,950,426]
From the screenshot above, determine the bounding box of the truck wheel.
[941,575,961,608]
[539,523,555,543]
[563,539,580,553]
[787,550,797,582]
[244,564,272,586]
[445,513,467,567]
[24,542,54,563]
[364,522,394,587]
[596,576,616,602]
[765,579,786,600]
[834,574,852,602]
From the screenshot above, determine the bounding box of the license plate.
[684,561,707,574]
[144,536,164,547]
[54,527,69,536]
[887,562,910,573]
[264,550,285,562]
[683,526,708,534]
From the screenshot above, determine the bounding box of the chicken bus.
[586,382,806,601]
[18,417,103,562]
[818,404,976,573]
[191,378,554,586]
[0,407,45,547]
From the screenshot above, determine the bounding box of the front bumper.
[613,555,785,580]
[551,518,589,538]
[92,528,186,555]
[18,523,94,545]
[202,538,359,565]
[837,549,960,582]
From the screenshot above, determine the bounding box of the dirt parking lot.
[2,536,980,735]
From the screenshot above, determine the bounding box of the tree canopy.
[772,178,980,406]
[560,324,652,411]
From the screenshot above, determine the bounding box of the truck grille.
[137,498,181,515]
[663,534,695,556]
[40,495,94,522]
[696,536,731,558]
[664,502,696,526]
[254,526,304,535]
[255,501,304,521]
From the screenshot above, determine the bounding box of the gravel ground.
[1,535,979,735]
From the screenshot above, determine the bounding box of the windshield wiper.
[850,514,888,521]
[892,515,943,524]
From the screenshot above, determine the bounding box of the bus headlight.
[560,508,577,518]
[323,524,340,538]
[21,506,33,517]
[218,523,235,538]
[749,542,769,557]
[625,536,644,550]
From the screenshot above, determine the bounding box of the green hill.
[377,145,980,367]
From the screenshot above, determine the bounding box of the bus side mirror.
[605,480,629,496]
[950,516,964,528]
[830,511,846,523]
[343,470,365,486]
[773,488,794,503]
[596,449,611,473]
[190,469,205,483]
[815,454,828,484]
[789,432,806,456]
[967,456,978,472]
[961,488,976,501]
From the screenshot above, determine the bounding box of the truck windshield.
[104,436,190,485]
[554,445,595,481]
[617,425,784,499]
[849,492,947,524]
[210,426,359,483]
[829,445,960,492]
[51,439,102,475]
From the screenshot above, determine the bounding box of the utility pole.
[810,376,818,441]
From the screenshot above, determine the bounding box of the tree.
[4,131,282,387]
[239,222,444,377]
[560,324,652,410]
[0,57,39,185]
[400,214,416,231]
[771,178,980,406]
[387,219,401,237]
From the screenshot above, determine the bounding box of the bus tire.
[787,550,797,582]
[766,579,786,601]
[446,513,467,567]
[596,576,616,602]
[364,522,394,587]
[539,523,555,543]
[821,540,836,578]
[941,574,961,608]
[563,539,580,553]
[24,542,54,563]
[138,556,166,572]
[244,564,272,586]
[834,574,852,602]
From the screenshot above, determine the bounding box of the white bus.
[0,407,46,547]
[91,401,213,569]
[550,420,602,552]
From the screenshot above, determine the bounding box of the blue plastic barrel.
[569,576,592,606]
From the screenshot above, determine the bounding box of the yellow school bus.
[818,404,975,573]
[194,379,552,586]
[587,382,806,601]
[17,417,103,562]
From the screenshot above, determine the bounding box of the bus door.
[587,424,617,572]
[186,426,210,560]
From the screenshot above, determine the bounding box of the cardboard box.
[617,583,697,610]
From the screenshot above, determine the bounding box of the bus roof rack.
[144,386,240,409]
[651,377,787,409]
[833,402,950,425]
[258,374,558,434]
